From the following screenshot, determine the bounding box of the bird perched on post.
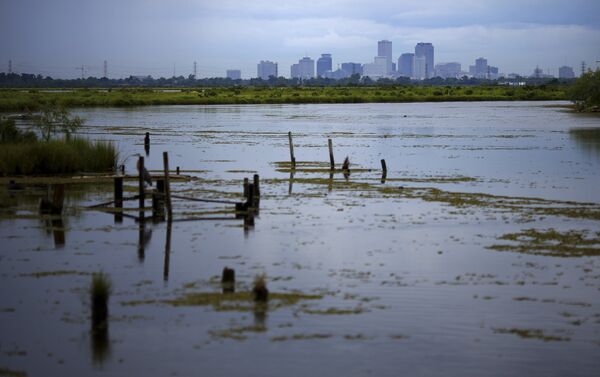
[135,154,153,187]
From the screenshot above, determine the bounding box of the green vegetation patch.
[20,270,90,278]
[493,327,570,342]
[270,333,333,342]
[488,228,600,257]
[122,290,322,312]
[0,368,28,377]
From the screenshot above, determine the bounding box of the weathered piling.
[162,152,173,220]
[243,177,249,198]
[138,156,145,221]
[380,159,387,184]
[176,166,180,175]
[288,131,296,169]
[221,267,235,293]
[253,174,260,197]
[51,184,65,215]
[152,179,165,220]
[328,138,335,171]
[163,219,172,282]
[380,159,387,173]
[114,177,123,223]
[247,183,255,209]
[144,132,150,146]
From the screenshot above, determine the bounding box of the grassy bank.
[0,85,568,111]
[0,138,117,175]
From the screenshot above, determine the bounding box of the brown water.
[1,101,599,376]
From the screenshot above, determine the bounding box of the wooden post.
[162,152,173,220]
[328,138,335,171]
[243,178,249,198]
[253,174,260,197]
[144,132,150,145]
[138,156,145,221]
[288,131,296,169]
[114,177,123,223]
[380,159,387,173]
[176,166,180,175]
[247,183,255,210]
[163,219,172,282]
[51,184,65,215]
[153,179,165,221]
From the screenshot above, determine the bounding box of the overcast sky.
[1,0,599,79]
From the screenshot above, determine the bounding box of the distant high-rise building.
[413,55,427,80]
[414,43,434,79]
[257,60,278,80]
[558,66,575,79]
[226,69,241,80]
[290,64,300,79]
[434,62,461,79]
[341,62,363,76]
[298,57,315,79]
[378,40,393,75]
[363,56,388,79]
[398,53,414,78]
[316,54,332,77]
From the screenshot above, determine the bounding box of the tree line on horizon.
[0,72,574,88]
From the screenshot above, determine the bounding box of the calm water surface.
[1,101,599,376]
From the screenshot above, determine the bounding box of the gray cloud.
[1,0,598,78]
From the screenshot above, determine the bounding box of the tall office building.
[378,40,393,75]
[414,43,434,79]
[298,57,315,79]
[290,64,300,79]
[257,60,278,80]
[316,54,332,77]
[413,56,427,80]
[398,53,414,78]
[363,56,388,79]
[559,66,575,79]
[341,62,363,76]
[434,62,461,79]
[226,69,241,80]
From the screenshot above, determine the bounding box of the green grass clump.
[0,137,117,175]
[91,272,112,307]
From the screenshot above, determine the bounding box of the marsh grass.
[91,272,112,327]
[0,137,117,175]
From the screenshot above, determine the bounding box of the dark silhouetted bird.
[135,154,152,187]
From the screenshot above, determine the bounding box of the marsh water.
[1,101,599,376]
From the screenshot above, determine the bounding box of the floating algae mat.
[1,102,599,376]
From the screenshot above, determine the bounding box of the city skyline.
[1,0,599,79]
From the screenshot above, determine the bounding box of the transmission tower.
[581,61,586,76]
[76,65,85,79]
[8,60,12,74]
[193,61,197,78]
[103,60,108,78]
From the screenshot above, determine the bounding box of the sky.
[1,0,599,79]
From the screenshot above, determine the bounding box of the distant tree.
[0,117,37,143]
[569,69,600,111]
[31,102,84,141]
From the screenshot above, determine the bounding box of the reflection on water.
[570,128,600,158]
[1,102,599,377]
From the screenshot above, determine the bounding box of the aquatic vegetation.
[493,328,570,342]
[91,272,112,326]
[0,138,117,175]
[252,274,269,303]
[122,290,322,312]
[21,270,89,278]
[487,228,600,257]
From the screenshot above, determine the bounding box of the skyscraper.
[413,56,427,80]
[559,66,575,79]
[398,53,414,78]
[414,43,434,79]
[226,69,241,80]
[434,63,461,79]
[316,54,332,77]
[298,57,315,79]
[257,60,278,80]
[378,40,393,75]
[341,63,363,76]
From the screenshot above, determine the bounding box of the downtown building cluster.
[224,39,579,81]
